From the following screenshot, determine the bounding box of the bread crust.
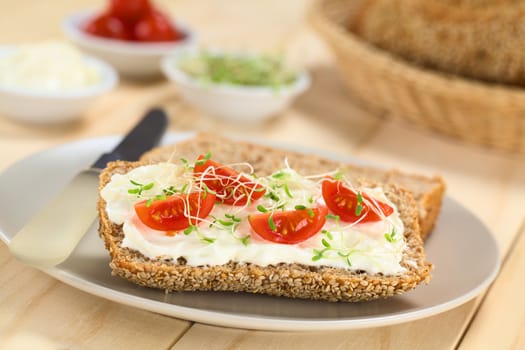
[140,133,445,240]
[98,158,432,302]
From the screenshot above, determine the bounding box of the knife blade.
[8,108,168,267]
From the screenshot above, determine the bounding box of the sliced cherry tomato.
[109,0,152,23]
[134,191,216,232]
[321,178,394,223]
[193,155,266,206]
[84,13,133,40]
[248,207,328,244]
[133,11,185,42]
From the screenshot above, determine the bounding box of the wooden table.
[1,0,524,349]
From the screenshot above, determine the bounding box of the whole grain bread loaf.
[98,160,432,302]
[140,133,445,240]
[351,0,525,85]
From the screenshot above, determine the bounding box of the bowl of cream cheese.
[0,41,118,124]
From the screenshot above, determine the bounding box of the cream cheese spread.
[101,162,407,275]
[0,41,101,91]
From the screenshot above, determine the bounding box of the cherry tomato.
[109,0,152,23]
[321,178,394,223]
[193,155,266,206]
[84,13,133,40]
[248,207,328,244]
[133,10,184,42]
[134,192,216,232]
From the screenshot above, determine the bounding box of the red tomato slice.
[248,207,328,244]
[84,13,134,40]
[321,178,394,223]
[133,11,185,42]
[134,192,216,232]
[193,155,266,206]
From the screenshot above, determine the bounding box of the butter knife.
[9,108,168,267]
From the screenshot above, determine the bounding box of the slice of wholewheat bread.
[140,133,445,240]
[98,160,432,302]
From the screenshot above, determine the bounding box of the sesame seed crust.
[98,158,432,302]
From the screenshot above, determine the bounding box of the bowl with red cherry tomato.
[63,0,195,79]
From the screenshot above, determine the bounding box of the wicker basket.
[310,0,525,153]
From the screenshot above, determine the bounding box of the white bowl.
[0,47,117,124]
[161,53,310,123]
[63,12,196,79]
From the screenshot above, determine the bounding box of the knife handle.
[9,169,101,267]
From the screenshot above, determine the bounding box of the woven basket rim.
[310,0,525,109]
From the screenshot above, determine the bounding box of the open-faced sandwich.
[97,134,444,302]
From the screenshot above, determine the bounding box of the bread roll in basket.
[311,0,525,153]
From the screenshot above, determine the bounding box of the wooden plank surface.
[171,300,476,350]
[459,220,525,350]
[0,244,191,349]
[0,0,524,349]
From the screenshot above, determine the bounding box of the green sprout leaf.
[218,220,234,227]
[272,171,287,179]
[180,157,193,170]
[321,229,333,240]
[201,237,216,244]
[257,205,268,213]
[384,227,398,243]
[195,152,212,166]
[240,236,250,246]
[183,225,196,235]
[266,192,280,202]
[283,183,293,198]
[268,214,277,231]
[201,182,217,195]
[307,208,314,218]
[128,180,154,196]
[325,214,340,226]
[355,191,363,216]
[225,213,242,222]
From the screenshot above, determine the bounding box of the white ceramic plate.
[0,133,501,331]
